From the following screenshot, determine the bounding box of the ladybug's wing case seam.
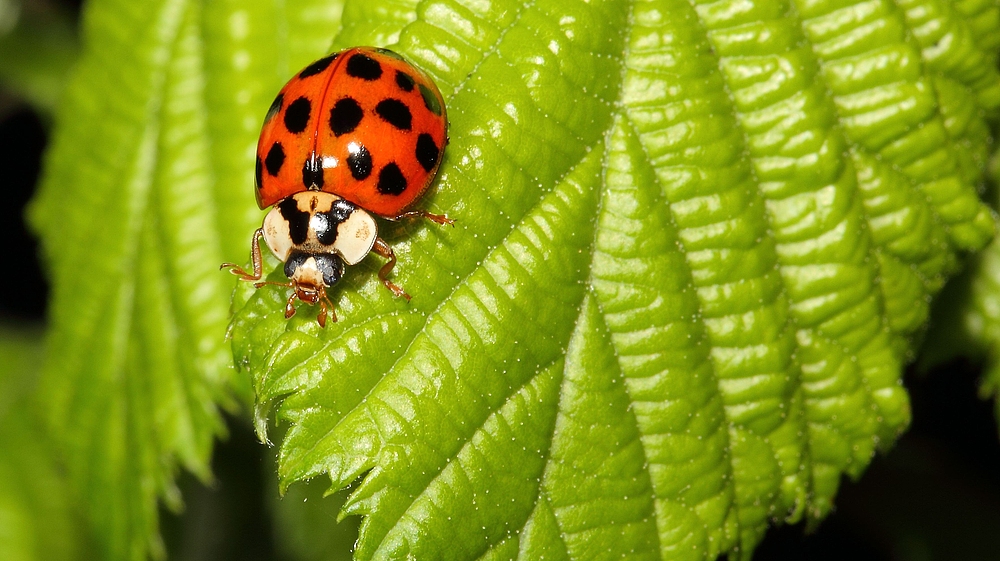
[254,48,448,217]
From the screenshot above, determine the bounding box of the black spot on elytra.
[347,144,372,180]
[375,99,412,131]
[265,93,283,123]
[302,152,324,188]
[278,197,310,245]
[377,163,407,195]
[299,54,337,78]
[346,53,382,80]
[255,156,263,189]
[329,98,363,136]
[284,97,312,134]
[418,83,442,115]
[265,142,285,176]
[395,71,415,92]
[415,133,440,172]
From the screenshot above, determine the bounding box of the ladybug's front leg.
[221,228,265,281]
[372,238,411,301]
[315,292,337,328]
[283,292,299,319]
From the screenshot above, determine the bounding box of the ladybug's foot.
[284,293,299,319]
[381,275,412,301]
[221,229,267,281]
[423,212,454,226]
[316,294,337,328]
[373,238,411,301]
[390,210,454,226]
[220,262,261,282]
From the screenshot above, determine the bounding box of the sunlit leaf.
[229,0,1000,558]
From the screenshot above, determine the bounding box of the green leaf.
[0,326,94,561]
[29,0,999,557]
[230,0,1000,560]
[28,0,345,559]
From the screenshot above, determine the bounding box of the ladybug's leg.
[372,238,411,301]
[315,292,337,328]
[387,210,454,226]
[221,228,266,281]
[283,292,298,319]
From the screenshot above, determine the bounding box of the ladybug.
[222,47,452,327]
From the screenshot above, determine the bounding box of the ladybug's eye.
[314,254,345,287]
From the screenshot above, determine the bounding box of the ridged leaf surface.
[229,0,1000,559]
[27,0,999,559]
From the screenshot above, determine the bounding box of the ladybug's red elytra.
[222,47,453,327]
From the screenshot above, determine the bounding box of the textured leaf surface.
[230,0,1000,559]
[28,0,344,558]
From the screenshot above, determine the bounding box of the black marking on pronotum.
[302,152,324,189]
[265,93,283,123]
[278,197,310,245]
[329,198,356,222]
[395,71,415,92]
[418,83,442,115]
[330,98,364,136]
[284,97,312,134]
[377,163,407,195]
[316,199,357,246]
[375,99,412,131]
[299,54,337,78]
[346,53,382,80]
[415,133,440,172]
[311,210,333,245]
[347,144,373,180]
[265,142,285,176]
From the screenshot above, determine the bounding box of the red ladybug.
[222,47,452,326]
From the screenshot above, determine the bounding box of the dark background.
[3,1,999,559]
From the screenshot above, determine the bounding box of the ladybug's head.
[275,252,344,327]
[258,191,378,327]
[284,251,345,292]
